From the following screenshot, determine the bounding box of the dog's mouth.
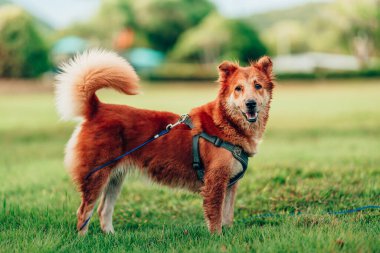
[242,110,259,123]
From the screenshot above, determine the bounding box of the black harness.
[183,117,249,188]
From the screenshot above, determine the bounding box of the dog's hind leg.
[222,183,238,227]
[97,166,126,234]
[76,170,110,235]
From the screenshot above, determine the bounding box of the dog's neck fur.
[215,97,270,155]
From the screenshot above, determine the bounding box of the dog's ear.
[256,56,273,77]
[218,61,238,81]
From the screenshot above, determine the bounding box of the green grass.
[0,79,379,252]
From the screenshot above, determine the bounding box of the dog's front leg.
[201,172,229,234]
[222,183,238,227]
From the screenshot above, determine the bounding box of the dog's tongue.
[246,112,258,120]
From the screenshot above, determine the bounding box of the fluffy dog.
[55,49,274,235]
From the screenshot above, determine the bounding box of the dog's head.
[218,56,274,128]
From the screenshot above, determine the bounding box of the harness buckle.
[233,146,242,156]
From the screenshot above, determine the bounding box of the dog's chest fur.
[229,158,244,178]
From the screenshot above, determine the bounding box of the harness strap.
[192,134,204,181]
[191,132,249,188]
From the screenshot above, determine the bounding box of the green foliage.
[247,2,328,31]
[130,0,214,52]
[0,5,50,78]
[226,19,267,62]
[0,0,11,5]
[59,0,137,48]
[61,1,268,64]
[0,80,379,251]
[331,0,380,65]
[254,3,347,56]
[262,20,313,55]
[62,0,214,52]
[248,1,380,66]
[170,13,267,63]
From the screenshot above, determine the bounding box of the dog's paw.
[222,220,234,227]
[78,229,88,236]
[208,225,222,235]
[101,224,115,234]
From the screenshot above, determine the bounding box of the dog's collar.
[183,115,249,188]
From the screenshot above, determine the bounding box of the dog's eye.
[235,86,242,92]
[255,83,262,90]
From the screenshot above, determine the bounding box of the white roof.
[273,52,360,73]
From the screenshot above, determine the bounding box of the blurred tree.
[247,0,380,67]
[57,0,143,49]
[247,2,328,32]
[331,0,380,66]
[61,0,214,52]
[262,17,347,56]
[261,20,308,55]
[170,13,267,64]
[306,12,348,54]
[0,5,50,77]
[131,0,214,52]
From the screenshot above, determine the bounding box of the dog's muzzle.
[243,100,259,123]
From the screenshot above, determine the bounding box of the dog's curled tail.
[55,49,140,121]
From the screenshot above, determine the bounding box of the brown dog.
[55,49,274,235]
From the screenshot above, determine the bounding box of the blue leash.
[84,129,170,180]
[84,114,191,181]
[327,205,380,215]
[79,213,93,231]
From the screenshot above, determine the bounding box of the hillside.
[245,2,330,31]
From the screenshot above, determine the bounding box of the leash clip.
[166,114,190,130]
[179,114,189,123]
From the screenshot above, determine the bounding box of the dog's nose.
[245,100,257,108]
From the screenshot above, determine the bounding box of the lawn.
[0,79,379,252]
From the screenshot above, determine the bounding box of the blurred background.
[0,0,379,80]
[0,1,379,251]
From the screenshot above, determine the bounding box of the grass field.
[0,79,379,252]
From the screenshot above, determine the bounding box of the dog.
[55,49,274,235]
